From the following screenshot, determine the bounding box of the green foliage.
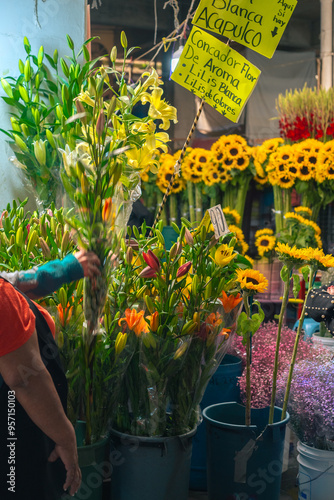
[0,35,102,209]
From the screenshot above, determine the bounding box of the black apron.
[0,278,68,500]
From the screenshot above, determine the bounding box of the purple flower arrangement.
[229,321,327,408]
[276,358,334,450]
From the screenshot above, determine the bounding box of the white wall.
[0,0,87,210]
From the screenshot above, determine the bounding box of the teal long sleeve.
[0,254,84,299]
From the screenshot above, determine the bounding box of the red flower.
[143,250,160,272]
[176,261,192,278]
[139,266,157,278]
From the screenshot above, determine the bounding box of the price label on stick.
[208,205,229,239]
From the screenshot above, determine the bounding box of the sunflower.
[318,141,334,180]
[275,242,306,266]
[294,139,323,181]
[203,166,220,186]
[306,248,334,269]
[276,175,296,189]
[315,233,323,249]
[223,207,241,225]
[156,153,186,193]
[229,224,249,255]
[294,206,313,217]
[211,134,251,172]
[182,148,211,183]
[235,268,268,294]
[255,234,276,257]
[254,228,274,239]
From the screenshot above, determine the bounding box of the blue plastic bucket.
[190,354,242,491]
[297,441,334,500]
[203,402,289,500]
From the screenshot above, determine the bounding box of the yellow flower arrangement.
[278,207,322,250]
[210,134,255,226]
[252,138,284,185]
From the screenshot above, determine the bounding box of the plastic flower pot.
[109,427,196,500]
[66,421,110,500]
[297,441,334,500]
[203,402,289,500]
[190,354,242,491]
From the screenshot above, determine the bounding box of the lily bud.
[125,246,133,264]
[143,250,160,272]
[33,139,46,166]
[176,261,191,279]
[115,332,127,356]
[184,228,194,246]
[96,109,105,137]
[139,266,157,279]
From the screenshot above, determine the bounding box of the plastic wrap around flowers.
[106,218,249,437]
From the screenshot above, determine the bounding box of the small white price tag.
[207,205,229,239]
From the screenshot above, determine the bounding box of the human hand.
[74,250,101,278]
[48,442,82,496]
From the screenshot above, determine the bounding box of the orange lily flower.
[118,308,149,336]
[206,312,223,329]
[57,302,73,327]
[146,311,159,332]
[102,197,113,223]
[219,291,242,313]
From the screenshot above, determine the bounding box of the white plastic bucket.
[312,334,334,353]
[297,441,334,500]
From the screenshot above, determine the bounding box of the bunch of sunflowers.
[209,135,255,226]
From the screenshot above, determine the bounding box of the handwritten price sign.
[192,0,298,59]
[171,27,260,121]
[208,205,229,239]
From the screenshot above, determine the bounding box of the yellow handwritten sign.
[192,0,298,59]
[171,27,260,122]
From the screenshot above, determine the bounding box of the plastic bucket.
[297,441,334,500]
[203,402,289,500]
[190,354,242,491]
[109,427,196,500]
[66,422,110,500]
[312,334,334,353]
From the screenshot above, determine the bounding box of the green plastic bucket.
[190,354,242,491]
[61,422,110,500]
[203,402,289,500]
[110,427,196,500]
